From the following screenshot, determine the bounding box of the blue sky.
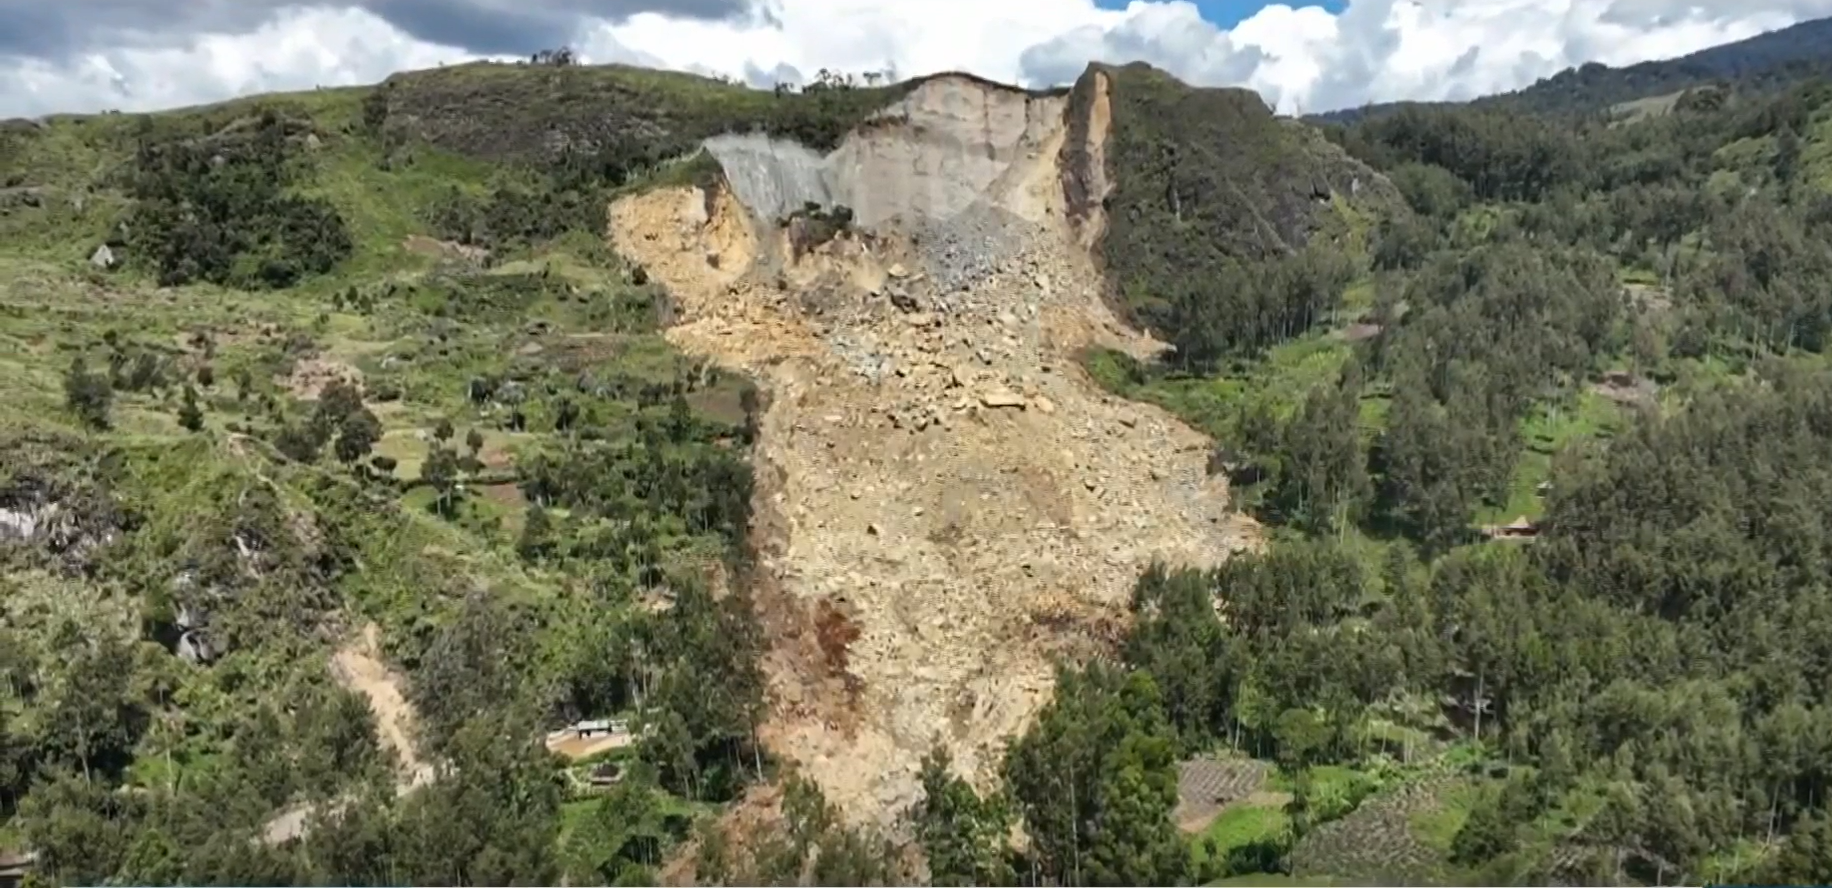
[1095,0,1348,28]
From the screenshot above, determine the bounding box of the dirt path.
[332,622,434,789]
[262,623,432,845]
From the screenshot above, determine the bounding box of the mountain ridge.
[1311,15,1832,124]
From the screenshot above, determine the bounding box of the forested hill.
[1074,50,1832,888]
[1315,15,1832,124]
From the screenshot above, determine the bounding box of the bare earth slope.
[611,72,1259,822]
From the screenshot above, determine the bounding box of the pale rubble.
[608,72,1259,827]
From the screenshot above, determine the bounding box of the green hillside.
[1314,15,1832,123]
[1072,64,1832,888]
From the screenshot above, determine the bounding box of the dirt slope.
[262,623,431,845]
[331,622,434,789]
[611,72,1259,823]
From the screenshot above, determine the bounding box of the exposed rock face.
[707,79,1065,231]
[609,71,1260,825]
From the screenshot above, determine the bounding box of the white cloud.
[3,7,473,118]
[2,0,1829,119]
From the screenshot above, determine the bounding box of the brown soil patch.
[402,234,489,265]
[477,482,526,509]
[1590,369,1658,407]
[284,357,363,400]
[546,732,635,760]
[1174,758,1273,833]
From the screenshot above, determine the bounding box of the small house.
[1482,516,1540,541]
[0,850,38,888]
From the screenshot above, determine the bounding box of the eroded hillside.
[604,68,1383,820]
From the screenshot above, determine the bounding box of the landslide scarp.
[604,64,1394,823]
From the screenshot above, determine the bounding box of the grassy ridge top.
[368,61,912,164]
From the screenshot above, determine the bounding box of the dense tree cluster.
[426,180,607,253]
[1109,371,1832,883]
[1338,80,1832,361]
[121,108,352,288]
[1086,62,1406,350]
[1164,246,1358,371]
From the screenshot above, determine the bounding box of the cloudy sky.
[3,0,1830,118]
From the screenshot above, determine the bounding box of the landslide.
[605,63,1392,823]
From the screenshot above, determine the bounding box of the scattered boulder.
[177,629,218,665]
[89,244,116,269]
[980,390,1026,409]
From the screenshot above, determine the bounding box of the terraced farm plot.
[1289,774,1467,885]
[1177,757,1276,831]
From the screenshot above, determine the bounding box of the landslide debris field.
[595,61,1396,818]
[12,34,1832,888]
[615,72,1264,818]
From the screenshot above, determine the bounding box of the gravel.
[915,200,1032,294]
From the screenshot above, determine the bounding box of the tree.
[315,378,364,429]
[64,356,113,430]
[553,399,579,433]
[1761,813,1832,885]
[517,504,553,562]
[389,714,562,885]
[638,580,767,803]
[275,422,325,463]
[40,625,140,784]
[1004,664,1187,886]
[334,408,383,467]
[1451,789,1520,865]
[1124,563,1236,747]
[177,384,204,432]
[433,418,455,443]
[912,746,1015,886]
[1774,123,1802,186]
[1266,363,1369,532]
[465,428,485,456]
[559,763,667,885]
[422,445,461,517]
